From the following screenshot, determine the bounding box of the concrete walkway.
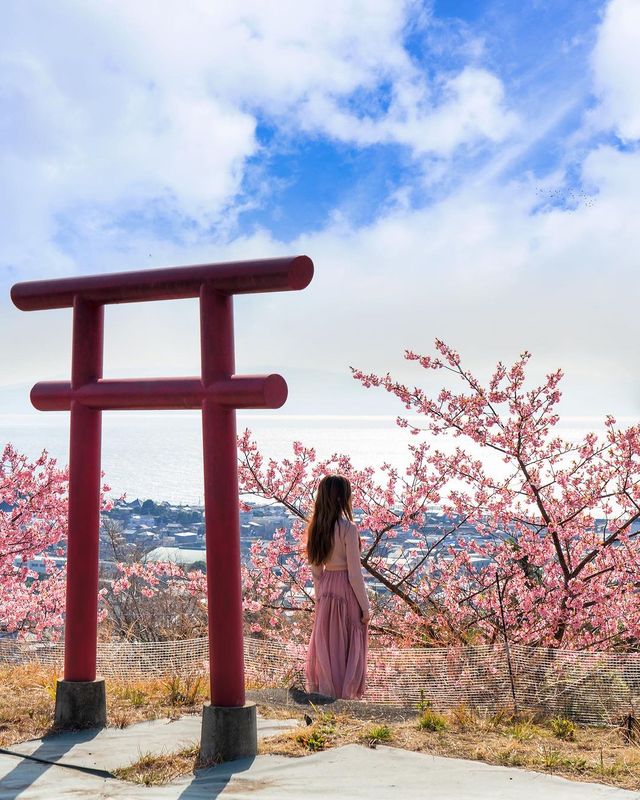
[1,717,639,800]
[7,714,296,772]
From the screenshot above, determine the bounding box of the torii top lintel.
[10,255,313,310]
[11,255,314,414]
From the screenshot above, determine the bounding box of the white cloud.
[4,0,640,425]
[6,141,640,418]
[301,66,517,155]
[591,0,640,141]
[0,2,258,264]
[0,0,519,281]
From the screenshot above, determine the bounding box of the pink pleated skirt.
[305,569,368,700]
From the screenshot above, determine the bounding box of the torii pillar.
[11,256,313,759]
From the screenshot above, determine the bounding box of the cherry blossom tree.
[0,442,205,643]
[6,340,640,652]
[0,444,68,638]
[241,340,640,650]
[238,432,471,647]
[354,340,640,648]
[98,560,208,641]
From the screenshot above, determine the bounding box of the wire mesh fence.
[2,636,639,725]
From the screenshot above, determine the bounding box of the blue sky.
[237,0,606,242]
[2,0,640,418]
[138,0,608,244]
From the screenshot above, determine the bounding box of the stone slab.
[8,713,298,772]
[2,731,639,800]
[167,744,640,800]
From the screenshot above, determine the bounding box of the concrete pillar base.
[200,702,257,764]
[54,678,107,729]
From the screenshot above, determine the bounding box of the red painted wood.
[200,286,246,706]
[31,375,288,411]
[10,255,313,705]
[11,256,313,309]
[64,298,103,681]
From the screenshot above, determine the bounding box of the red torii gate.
[11,255,313,760]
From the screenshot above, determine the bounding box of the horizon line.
[0,412,638,424]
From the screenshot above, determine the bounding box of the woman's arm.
[304,527,323,589]
[345,522,370,619]
[309,562,324,589]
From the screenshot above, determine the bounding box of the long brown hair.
[306,475,353,565]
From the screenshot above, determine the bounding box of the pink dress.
[305,518,370,699]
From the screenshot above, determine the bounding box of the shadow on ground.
[248,687,417,722]
[0,727,105,800]
[176,756,257,799]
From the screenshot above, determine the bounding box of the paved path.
[1,718,639,799]
[7,714,295,772]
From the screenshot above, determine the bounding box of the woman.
[304,474,370,700]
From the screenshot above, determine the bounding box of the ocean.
[0,412,628,505]
[0,412,416,504]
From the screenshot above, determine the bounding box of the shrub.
[416,689,431,713]
[550,716,576,741]
[123,688,147,708]
[364,724,392,745]
[507,721,544,741]
[295,711,336,751]
[448,704,479,732]
[418,709,448,732]
[164,674,204,707]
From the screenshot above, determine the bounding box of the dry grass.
[0,663,206,748]
[259,705,640,792]
[0,662,57,746]
[2,664,640,791]
[113,743,200,786]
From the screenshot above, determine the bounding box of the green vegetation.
[417,709,448,732]
[550,716,577,741]
[364,723,393,745]
[163,674,205,707]
[295,711,337,751]
[114,744,200,785]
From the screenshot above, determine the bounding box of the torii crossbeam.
[11,255,313,760]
